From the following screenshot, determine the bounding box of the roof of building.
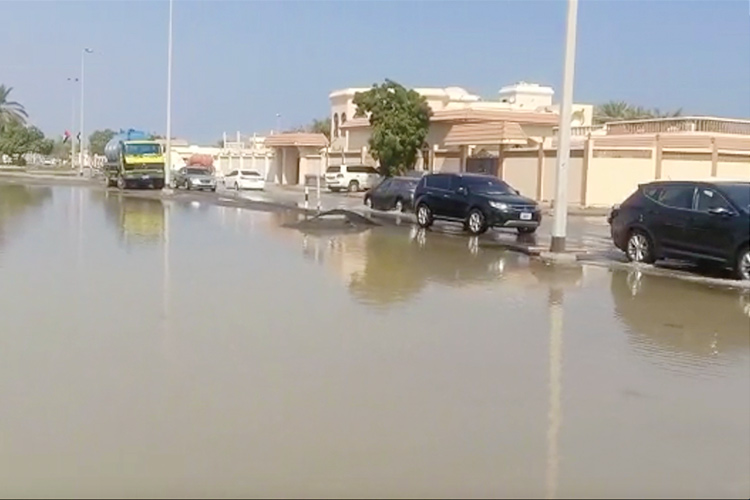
[443,121,528,146]
[264,133,329,148]
[339,108,559,131]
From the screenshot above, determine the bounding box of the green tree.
[0,85,28,131]
[0,122,52,163]
[353,79,432,176]
[306,117,331,139]
[593,100,682,124]
[88,128,116,155]
[50,137,72,161]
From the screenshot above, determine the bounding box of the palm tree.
[594,100,682,124]
[0,85,28,130]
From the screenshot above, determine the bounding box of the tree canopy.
[0,85,28,131]
[353,79,432,177]
[0,122,53,163]
[306,117,331,139]
[594,101,682,124]
[88,129,117,156]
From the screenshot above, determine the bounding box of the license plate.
[141,175,150,180]
[520,212,532,220]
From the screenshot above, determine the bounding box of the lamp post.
[78,48,93,177]
[275,113,281,134]
[164,0,174,191]
[67,77,78,170]
[550,0,578,253]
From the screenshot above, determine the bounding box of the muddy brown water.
[0,184,748,499]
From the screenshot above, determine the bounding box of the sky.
[1,0,749,144]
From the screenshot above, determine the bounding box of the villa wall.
[501,135,750,207]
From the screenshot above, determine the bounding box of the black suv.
[413,173,541,235]
[364,176,420,212]
[608,180,750,280]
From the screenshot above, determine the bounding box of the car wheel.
[117,177,126,190]
[517,227,537,235]
[466,208,488,235]
[626,229,656,264]
[416,203,433,229]
[364,196,372,208]
[394,198,404,212]
[735,246,750,281]
[348,180,359,193]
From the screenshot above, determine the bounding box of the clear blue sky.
[2,0,748,144]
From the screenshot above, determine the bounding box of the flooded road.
[1,183,748,499]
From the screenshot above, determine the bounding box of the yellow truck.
[103,129,165,189]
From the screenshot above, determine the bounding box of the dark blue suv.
[608,181,750,280]
[413,173,542,235]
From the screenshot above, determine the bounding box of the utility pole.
[67,77,78,170]
[164,0,174,191]
[79,48,93,177]
[550,0,579,253]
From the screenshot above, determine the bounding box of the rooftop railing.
[604,117,750,136]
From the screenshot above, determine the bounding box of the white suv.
[325,164,381,192]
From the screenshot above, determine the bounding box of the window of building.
[333,113,340,138]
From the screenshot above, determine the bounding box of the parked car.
[413,173,541,235]
[172,167,216,191]
[224,170,265,190]
[608,180,750,280]
[364,176,420,212]
[325,164,380,192]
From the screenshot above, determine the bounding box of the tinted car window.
[375,179,393,192]
[657,185,695,209]
[720,184,750,213]
[642,186,661,200]
[462,176,513,194]
[696,188,733,212]
[326,166,340,173]
[426,175,451,190]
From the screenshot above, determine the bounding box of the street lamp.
[164,0,174,191]
[550,0,579,253]
[67,77,78,170]
[79,48,93,177]
[276,113,281,134]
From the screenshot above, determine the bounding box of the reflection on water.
[0,183,52,251]
[0,186,748,498]
[612,269,750,366]
[91,190,166,245]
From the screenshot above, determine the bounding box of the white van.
[325,164,381,192]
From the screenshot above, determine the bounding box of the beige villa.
[263,82,750,207]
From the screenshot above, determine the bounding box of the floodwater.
[0,183,748,499]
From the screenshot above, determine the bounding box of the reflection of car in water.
[345,227,581,307]
[97,193,166,245]
[610,269,750,362]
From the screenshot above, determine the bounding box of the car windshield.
[463,177,514,194]
[186,168,209,175]
[326,167,340,173]
[721,184,750,212]
[241,171,260,177]
[124,143,161,156]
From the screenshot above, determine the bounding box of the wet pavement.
[0,182,749,498]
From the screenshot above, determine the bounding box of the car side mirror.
[708,207,734,217]
[457,186,468,196]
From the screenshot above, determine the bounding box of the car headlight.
[488,201,510,211]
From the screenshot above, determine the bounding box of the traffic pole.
[550,0,579,253]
